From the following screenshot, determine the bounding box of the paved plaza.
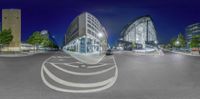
[0,51,200,99]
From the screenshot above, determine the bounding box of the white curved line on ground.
[98,62,115,65]
[43,66,114,88]
[47,62,80,68]
[54,56,72,58]
[50,63,115,76]
[41,55,118,93]
[51,56,56,58]
[63,63,80,68]
[87,64,107,68]
[41,68,117,93]
[47,61,81,65]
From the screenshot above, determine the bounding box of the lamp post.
[154,40,158,45]
[175,40,180,46]
[0,44,2,53]
[97,32,103,38]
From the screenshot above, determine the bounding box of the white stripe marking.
[47,62,81,68]
[54,56,72,58]
[41,55,118,93]
[87,64,107,68]
[47,61,80,64]
[49,63,115,76]
[48,62,80,68]
[43,66,114,88]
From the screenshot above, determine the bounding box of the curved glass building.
[120,15,158,49]
[64,12,107,54]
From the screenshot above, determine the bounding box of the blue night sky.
[0,0,200,47]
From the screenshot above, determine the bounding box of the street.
[0,51,200,99]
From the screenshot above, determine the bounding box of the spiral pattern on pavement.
[41,55,118,93]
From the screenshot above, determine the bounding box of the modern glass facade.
[120,15,158,49]
[186,23,200,48]
[64,12,107,54]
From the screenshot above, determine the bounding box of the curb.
[164,49,200,57]
[0,52,43,57]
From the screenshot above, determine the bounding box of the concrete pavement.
[0,51,200,99]
[113,51,200,99]
[41,52,117,93]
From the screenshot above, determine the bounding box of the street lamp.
[97,32,104,55]
[175,40,180,50]
[98,32,103,38]
[154,41,158,44]
[136,37,139,41]
[175,40,180,46]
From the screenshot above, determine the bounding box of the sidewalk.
[163,49,200,57]
[132,48,164,56]
[132,51,161,56]
[0,51,43,57]
[63,50,105,64]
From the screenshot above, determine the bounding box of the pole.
[0,44,2,53]
[146,20,149,43]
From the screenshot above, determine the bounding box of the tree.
[168,33,186,49]
[0,29,13,46]
[48,40,58,48]
[190,34,200,48]
[132,41,136,49]
[27,31,57,48]
[176,33,186,48]
[169,37,176,48]
[27,31,43,45]
[41,36,50,47]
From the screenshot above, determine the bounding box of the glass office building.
[64,12,107,54]
[120,15,158,49]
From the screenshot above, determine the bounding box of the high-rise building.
[119,15,158,50]
[64,12,108,54]
[185,23,200,48]
[2,9,21,51]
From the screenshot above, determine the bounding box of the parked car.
[106,49,113,55]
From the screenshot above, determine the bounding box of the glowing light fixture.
[154,40,158,44]
[98,32,103,38]
[176,40,180,45]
